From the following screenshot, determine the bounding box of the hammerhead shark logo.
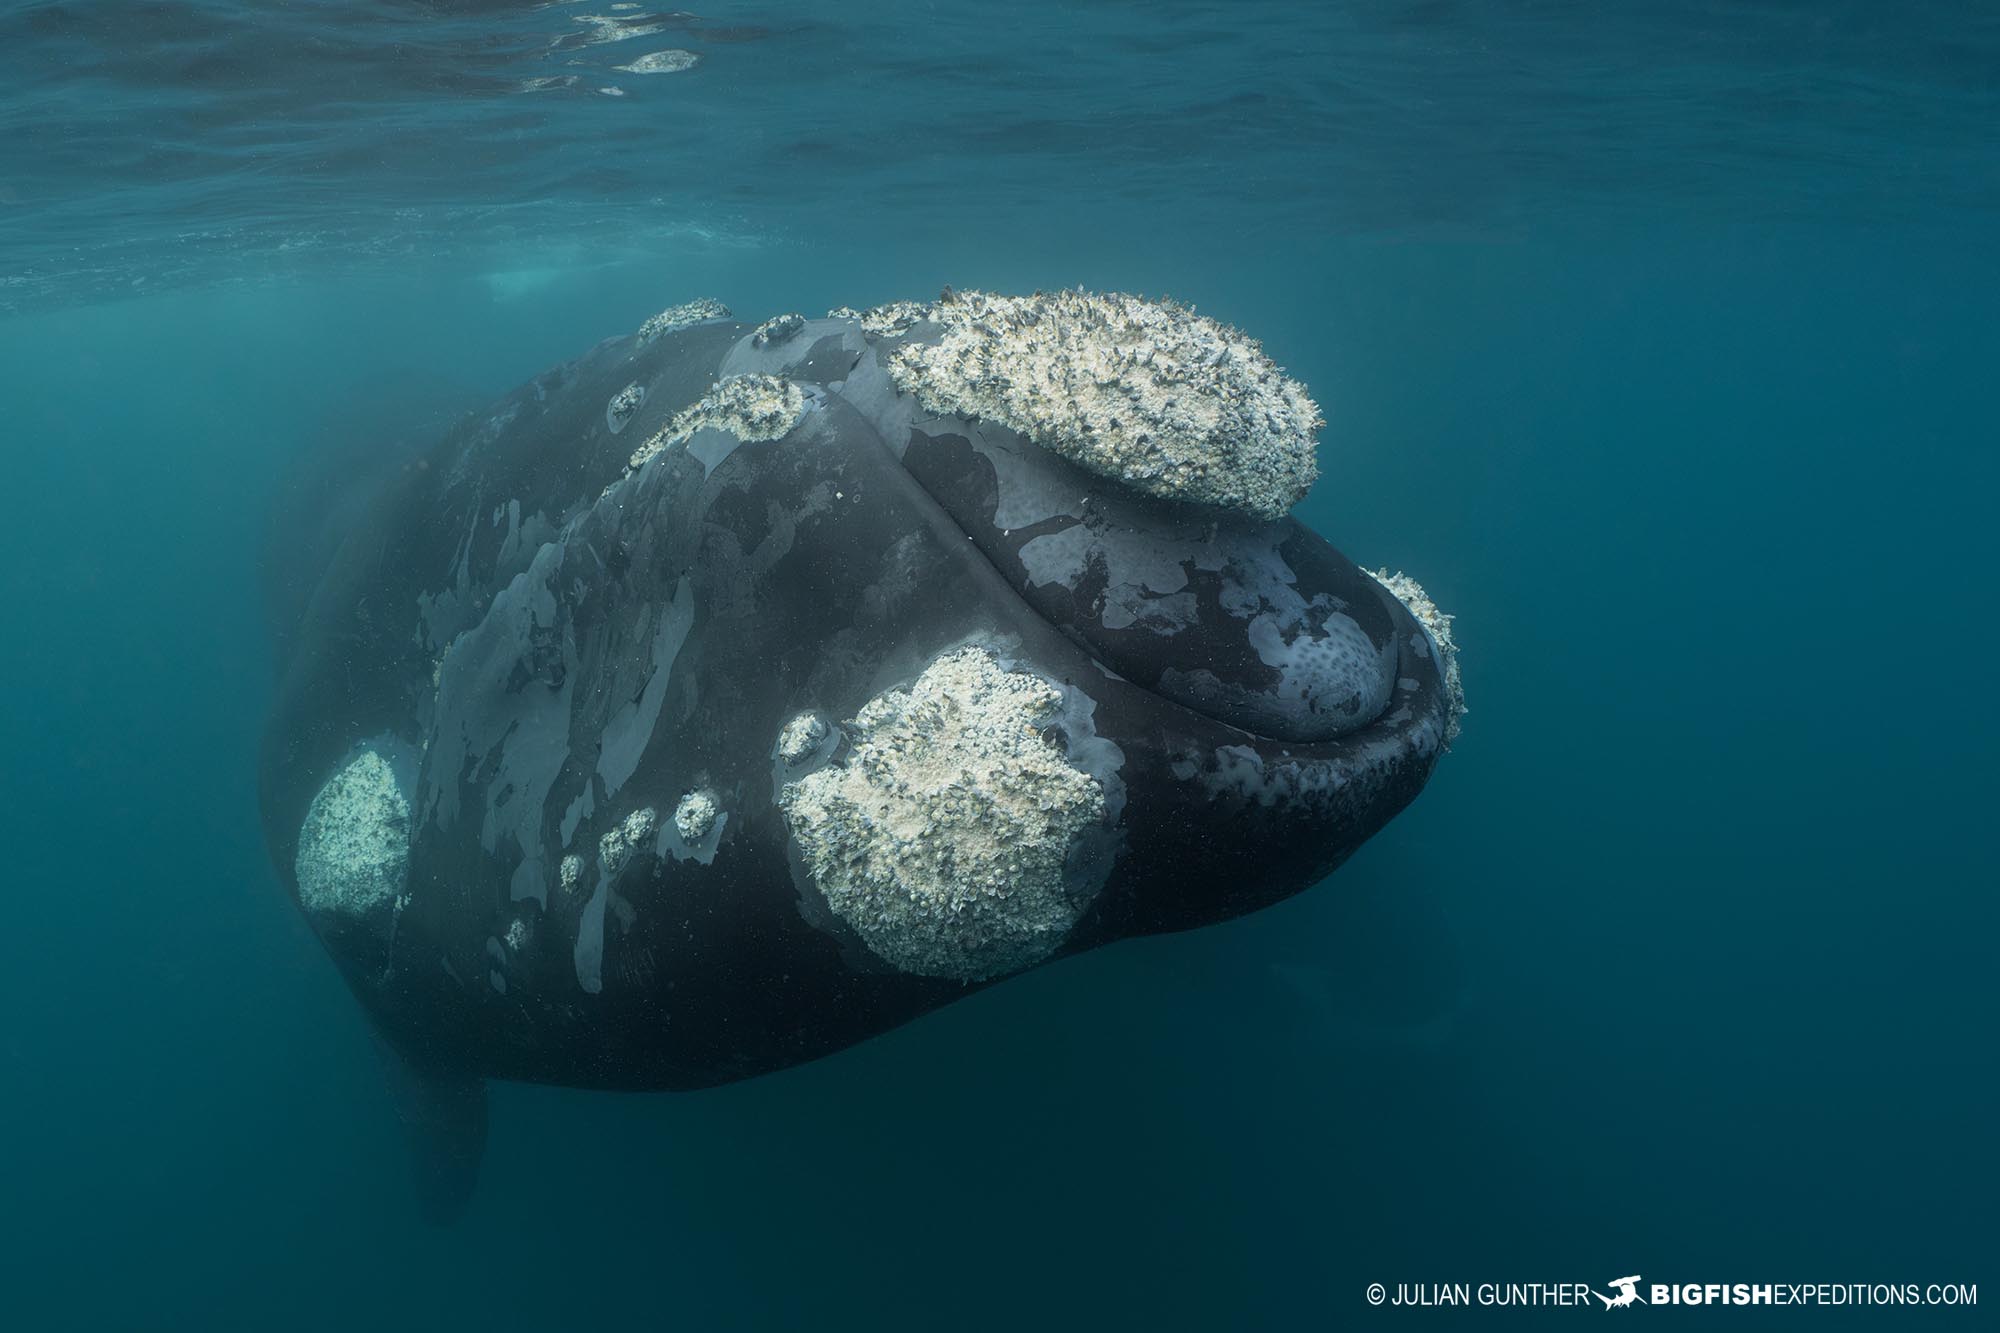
[1595,1276,1645,1310]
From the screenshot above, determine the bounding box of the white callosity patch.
[779,647,1108,982]
[628,374,807,470]
[825,305,864,320]
[599,806,659,878]
[615,49,699,74]
[635,297,731,345]
[859,299,933,338]
[295,744,411,922]
[776,711,829,765]
[1368,568,1467,745]
[751,313,805,348]
[673,789,719,843]
[605,381,645,434]
[885,289,1322,520]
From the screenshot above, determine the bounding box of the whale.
[258,289,1464,1218]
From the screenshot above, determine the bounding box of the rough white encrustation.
[751,313,806,348]
[859,299,932,338]
[884,289,1322,520]
[776,711,829,764]
[295,745,411,922]
[636,297,731,345]
[599,807,659,878]
[1368,568,1467,746]
[825,305,864,320]
[605,382,645,433]
[615,49,700,75]
[778,646,1107,982]
[628,374,808,469]
[673,789,720,842]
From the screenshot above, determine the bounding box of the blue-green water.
[2,4,1994,1329]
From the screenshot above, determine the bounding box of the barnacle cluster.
[599,806,658,878]
[751,313,805,348]
[673,789,720,843]
[628,373,807,470]
[778,647,1106,982]
[858,299,933,339]
[295,744,411,922]
[884,289,1321,520]
[635,297,732,345]
[776,711,829,765]
[1368,568,1467,745]
[605,381,646,434]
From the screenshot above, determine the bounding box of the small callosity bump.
[600,807,658,878]
[635,297,731,345]
[628,374,807,470]
[605,382,646,434]
[673,789,720,843]
[1368,568,1467,745]
[751,313,806,348]
[777,711,829,765]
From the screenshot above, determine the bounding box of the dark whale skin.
[259,305,1455,1209]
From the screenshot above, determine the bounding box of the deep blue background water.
[1,3,1994,1329]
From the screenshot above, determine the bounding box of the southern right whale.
[259,289,1465,1218]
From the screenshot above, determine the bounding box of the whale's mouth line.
[625,305,1462,766]
[869,417,1413,750]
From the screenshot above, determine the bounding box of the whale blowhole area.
[778,646,1108,983]
[628,373,807,470]
[294,741,414,924]
[879,288,1322,520]
[1367,568,1467,745]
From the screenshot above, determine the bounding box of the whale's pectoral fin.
[373,1038,487,1224]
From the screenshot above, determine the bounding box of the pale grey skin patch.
[720,317,861,380]
[295,739,417,924]
[424,540,578,912]
[1158,603,1392,738]
[558,783,596,850]
[596,576,696,797]
[778,646,1118,983]
[999,446,1396,734]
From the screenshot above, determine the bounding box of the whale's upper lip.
[681,301,1465,758]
